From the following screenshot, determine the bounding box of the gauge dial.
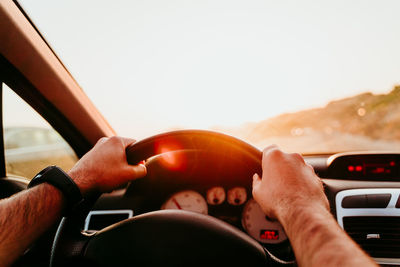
[206,186,226,205]
[161,190,208,215]
[227,187,247,205]
[242,199,287,244]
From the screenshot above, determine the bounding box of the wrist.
[67,168,94,196]
[277,200,330,230]
[277,200,378,267]
[29,166,84,214]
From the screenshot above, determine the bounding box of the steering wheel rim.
[126,129,262,166]
[51,130,268,266]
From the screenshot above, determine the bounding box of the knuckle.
[96,137,108,144]
[265,148,284,160]
[262,145,278,154]
[290,153,305,163]
[108,136,122,144]
[306,163,315,171]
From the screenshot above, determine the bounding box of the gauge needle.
[172,198,182,209]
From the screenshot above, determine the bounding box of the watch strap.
[28,166,84,214]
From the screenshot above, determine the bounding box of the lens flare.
[154,140,187,171]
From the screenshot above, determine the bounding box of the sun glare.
[154,140,187,171]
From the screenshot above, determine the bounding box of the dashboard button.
[342,194,391,208]
[342,195,367,208]
[365,194,391,208]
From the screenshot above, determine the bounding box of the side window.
[3,84,78,179]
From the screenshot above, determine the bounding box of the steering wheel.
[50,130,271,266]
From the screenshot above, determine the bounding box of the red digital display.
[371,167,386,174]
[348,165,355,172]
[355,165,362,171]
[260,230,279,240]
[347,162,396,175]
[367,165,392,174]
[332,154,400,181]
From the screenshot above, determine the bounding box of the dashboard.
[159,187,285,244]
[86,151,400,265]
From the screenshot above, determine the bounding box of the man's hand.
[252,145,377,267]
[0,136,146,266]
[252,145,328,221]
[68,136,147,195]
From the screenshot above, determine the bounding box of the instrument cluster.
[161,186,287,245]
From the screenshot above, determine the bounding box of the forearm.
[0,183,65,266]
[280,204,377,267]
[0,137,147,266]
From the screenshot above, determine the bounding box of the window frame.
[0,55,91,178]
[0,82,5,177]
[0,0,118,179]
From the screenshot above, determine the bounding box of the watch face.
[29,166,57,187]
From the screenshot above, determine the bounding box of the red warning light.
[355,166,363,172]
[348,166,355,172]
[260,230,279,240]
[390,161,396,166]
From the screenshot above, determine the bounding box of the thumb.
[252,173,261,192]
[125,163,147,180]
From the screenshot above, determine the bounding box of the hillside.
[216,85,400,153]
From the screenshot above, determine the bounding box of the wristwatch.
[28,166,84,214]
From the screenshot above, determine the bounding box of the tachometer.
[161,190,208,215]
[242,199,287,244]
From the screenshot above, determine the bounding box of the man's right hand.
[252,145,329,222]
[252,146,377,267]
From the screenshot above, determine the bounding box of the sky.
[15,0,400,139]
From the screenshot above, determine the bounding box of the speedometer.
[161,190,208,215]
[242,199,287,244]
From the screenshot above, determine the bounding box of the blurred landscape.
[6,85,400,180]
[215,85,400,154]
[4,127,77,179]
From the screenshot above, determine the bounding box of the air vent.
[343,216,400,258]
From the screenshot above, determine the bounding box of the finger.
[252,173,261,189]
[305,162,315,171]
[252,173,262,199]
[96,137,109,145]
[290,152,305,163]
[253,172,261,181]
[119,137,137,148]
[262,145,285,164]
[262,144,279,155]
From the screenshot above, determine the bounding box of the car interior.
[1,0,400,266]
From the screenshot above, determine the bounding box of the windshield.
[16,0,400,154]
